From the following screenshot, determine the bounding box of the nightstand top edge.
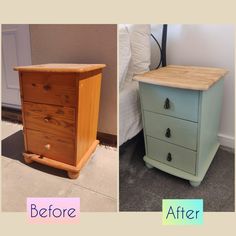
[14,63,106,73]
[134,65,227,90]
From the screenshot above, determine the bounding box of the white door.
[2,24,32,108]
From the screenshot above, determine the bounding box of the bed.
[119,24,151,146]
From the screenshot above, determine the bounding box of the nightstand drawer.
[140,82,199,122]
[147,136,196,175]
[22,72,76,107]
[24,102,75,138]
[144,111,198,150]
[26,129,75,165]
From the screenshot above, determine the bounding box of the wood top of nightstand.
[134,65,227,90]
[14,63,106,73]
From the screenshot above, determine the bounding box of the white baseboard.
[218,133,235,149]
[2,103,21,109]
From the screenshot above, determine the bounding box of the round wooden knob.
[44,144,51,150]
[43,84,51,91]
[44,117,50,122]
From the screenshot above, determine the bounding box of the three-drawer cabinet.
[134,65,227,186]
[14,64,105,179]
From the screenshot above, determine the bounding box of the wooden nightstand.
[134,65,227,186]
[14,64,105,179]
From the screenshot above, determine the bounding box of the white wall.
[29,25,117,135]
[151,24,235,148]
[2,25,32,108]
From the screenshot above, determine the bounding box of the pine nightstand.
[134,65,227,186]
[14,64,105,179]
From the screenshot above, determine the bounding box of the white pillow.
[126,24,151,76]
[119,25,131,89]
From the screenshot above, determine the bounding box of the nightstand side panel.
[75,70,102,166]
[196,79,224,177]
[139,83,149,157]
[18,72,28,151]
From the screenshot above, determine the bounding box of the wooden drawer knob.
[44,144,51,150]
[43,84,51,91]
[44,116,51,122]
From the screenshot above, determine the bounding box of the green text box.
[162,199,203,225]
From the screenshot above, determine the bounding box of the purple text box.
[27,198,80,224]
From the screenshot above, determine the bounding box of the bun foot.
[145,162,154,169]
[24,156,33,164]
[189,180,201,187]
[67,171,80,179]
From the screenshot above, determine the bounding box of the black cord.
[161,24,168,67]
[151,24,168,69]
[151,33,162,69]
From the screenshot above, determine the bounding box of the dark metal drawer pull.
[164,98,170,109]
[167,153,172,162]
[165,128,171,138]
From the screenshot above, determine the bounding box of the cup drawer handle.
[165,128,171,138]
[166,153,172,162]
[164,98,170,109]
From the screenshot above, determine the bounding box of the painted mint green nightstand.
[134,65,227,187]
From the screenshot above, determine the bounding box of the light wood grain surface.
[18,64,104,178]
[14,63,106,73]
[75,71,102,165]
[26,129,75,165]
[134,65,227,90]
[21,72,76,107]
[23,153,80,173]
[24,102,75,138]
